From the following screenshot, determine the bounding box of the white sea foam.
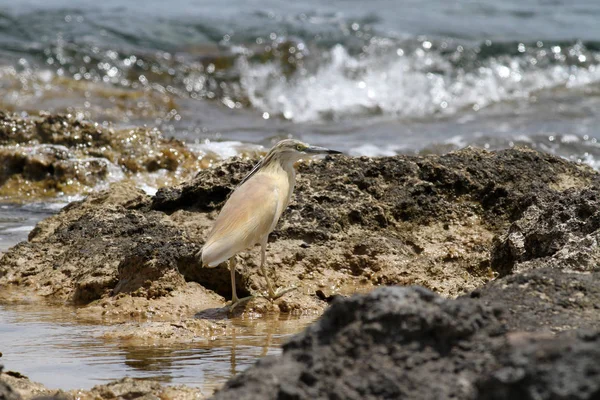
[2,225,35,233]
[348,143,405,157]
[139,184,158,196]
[188,140,264,159]
[239,45,600,123]
[29,195,85,211]
[444,135,468,148]
[560,134,581,144]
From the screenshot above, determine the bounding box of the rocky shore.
[0,367,206,400]
[0,111,260,201]
[212,281,600,400]
[1,114,600,398]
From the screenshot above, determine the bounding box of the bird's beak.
[305,145,343,155]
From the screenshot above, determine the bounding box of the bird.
[200,139,342,308]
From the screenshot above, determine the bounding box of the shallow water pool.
[0,302,316,394]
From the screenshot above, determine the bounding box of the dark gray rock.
[477,331,600,400]
[212,283,600,400]
[468,268,600,332]
[154,147,600,231]
[212,286,505,400]
[491,187,600,276]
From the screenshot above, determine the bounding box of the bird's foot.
[261,285,297,301]
[228,294,255,311]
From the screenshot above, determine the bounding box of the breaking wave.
[239,41,600,122]
[3,4,600,124]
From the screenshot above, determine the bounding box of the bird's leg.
[259,240,297,301]
[230,257,240,303]
[259,240,276,299]
[228,257,254,310]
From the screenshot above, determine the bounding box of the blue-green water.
[1,0,600,158]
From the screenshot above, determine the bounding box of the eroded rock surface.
[0,111,213,200]
[211,286,600,400]
[1,147,599,321]
[469,267,600,332]
[213,287,503,400]
[0,367,22,400]
[491,186,600,276]
[476,330,600,400]
[0,371,206,400]
[0,181,224,320]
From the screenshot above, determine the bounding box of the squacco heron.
[201,139,341,307]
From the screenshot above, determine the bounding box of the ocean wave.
[8,37,600,126]
[3,5,600,125]
[3,3,600,134]
[239,42,600,122]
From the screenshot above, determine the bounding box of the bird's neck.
[262,157,295,178]
[261,157,296,191]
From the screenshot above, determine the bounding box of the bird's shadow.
[193,305,246,320]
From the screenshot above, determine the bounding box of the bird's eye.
[296,145,303,151]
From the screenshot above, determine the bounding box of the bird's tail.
[197,244,224,268]
[195,249,204,265]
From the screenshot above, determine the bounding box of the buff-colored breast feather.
[201,169,291,267]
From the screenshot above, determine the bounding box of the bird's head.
[268,139,342,163]
[237,139,342,188]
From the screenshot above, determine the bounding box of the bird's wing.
[236,158,264,188]
[201,173,282,267]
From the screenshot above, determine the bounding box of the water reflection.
[0,300,316,392]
